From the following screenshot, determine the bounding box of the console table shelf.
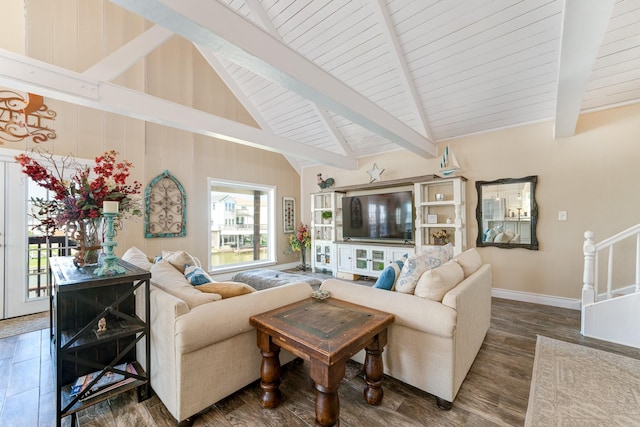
[49,256,151,427]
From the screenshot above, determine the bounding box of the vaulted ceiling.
[1,0,639,171]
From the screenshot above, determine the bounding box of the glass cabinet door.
[355,249,368,270]
[371,250,385,273]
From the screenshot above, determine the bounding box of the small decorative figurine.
[317,173,335,190]
[97,317,107,332]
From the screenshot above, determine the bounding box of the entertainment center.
[310,175,467,278]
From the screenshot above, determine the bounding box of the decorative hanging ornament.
[0,89,57,144]
[367,163,385,183]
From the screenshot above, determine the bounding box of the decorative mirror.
[475,176,538,250]
[145,170,186,238]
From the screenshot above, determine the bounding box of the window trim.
[207,178,276,273]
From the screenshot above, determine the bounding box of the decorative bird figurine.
[317,173,335,190]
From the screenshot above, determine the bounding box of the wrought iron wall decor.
[145,170,186,238]
[0,90,57,144]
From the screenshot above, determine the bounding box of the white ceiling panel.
[582,0,640,111]
[13,0,639,168]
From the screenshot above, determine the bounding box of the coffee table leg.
[314,384,340,427]
[363,332,386,405]
[256,331,282,408]
[311,361,345,427]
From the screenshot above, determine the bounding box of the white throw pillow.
[395,243,454,294]
[122,246,153,271]
[453,248,483,278]
[162,250,200,273]
[414,260,464,301]
[151,260,221,308]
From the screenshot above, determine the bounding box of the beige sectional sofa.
[124,248,313,425]
[319,247,492,408]
[125,245,490,422]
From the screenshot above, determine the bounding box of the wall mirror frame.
[475,175,538,250]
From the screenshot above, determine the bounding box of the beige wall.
[5,1,640,297]
[1,0,301,268]
[1,0,25,54]
[302,103,640,299]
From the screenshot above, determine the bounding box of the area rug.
[525,335,640,426]
[0,311,49,339]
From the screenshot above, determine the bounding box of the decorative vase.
[70,217,103,268]
[300,246,307,271]
[434,237,447,246]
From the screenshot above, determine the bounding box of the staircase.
[582,226,640,348]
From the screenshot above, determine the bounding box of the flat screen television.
[342,191,414,242]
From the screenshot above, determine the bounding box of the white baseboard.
[492,288,581,310]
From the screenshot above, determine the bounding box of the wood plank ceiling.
[2,0,639,170]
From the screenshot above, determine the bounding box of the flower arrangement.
[431,229,449,243]
[15,150,142,236]
[289,222,311,251]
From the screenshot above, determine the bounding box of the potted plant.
[321,211,333,223]
[431,229,449,246]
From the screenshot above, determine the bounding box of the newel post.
[583,231,596,306]
[582,231,596,336]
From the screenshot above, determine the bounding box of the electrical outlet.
[558,211,568,221]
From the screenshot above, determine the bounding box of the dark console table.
[49,256,151,427]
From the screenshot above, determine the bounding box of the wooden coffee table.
[249,297,394,427]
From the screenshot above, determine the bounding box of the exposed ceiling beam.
[243,0,353,157]
[370,0,432,140]
[82,25,173,81]
[0,49,357,169]
[194,44,304,174]
[554,0,615,138]
[110,0,437,158]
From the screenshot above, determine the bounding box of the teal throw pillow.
[184,264,214,286]
[373,260,404,291]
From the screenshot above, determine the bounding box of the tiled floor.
[0,329,61,427]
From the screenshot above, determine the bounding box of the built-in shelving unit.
[311,175,467,279]
[310,191,344,275]
[414,176,467,255]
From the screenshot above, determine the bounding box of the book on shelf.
[70,363,138,400]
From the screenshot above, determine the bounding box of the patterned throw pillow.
[395,243,454,294]
[184,264,214,286]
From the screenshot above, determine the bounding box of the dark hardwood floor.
[1,294,638,426]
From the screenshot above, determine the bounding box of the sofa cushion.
[494,231,514,243]
[122,246,153,271]
[373,260,403,291]
[184,265,214,285]
[162,250,200,273]
[395,243,454,294]
[196,281,256,298]
[414,260,464,301]
[453,248,483,278]
[150,260,221,308]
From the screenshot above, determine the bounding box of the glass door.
[2,154,50,318]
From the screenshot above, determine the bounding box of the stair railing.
[583,225,640,310]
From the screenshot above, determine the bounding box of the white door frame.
[1,148,49,318]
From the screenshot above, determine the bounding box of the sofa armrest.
[442,263,492,389]
[442,264,492,312]
[175,282,313,353]
[320,279,456,338]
